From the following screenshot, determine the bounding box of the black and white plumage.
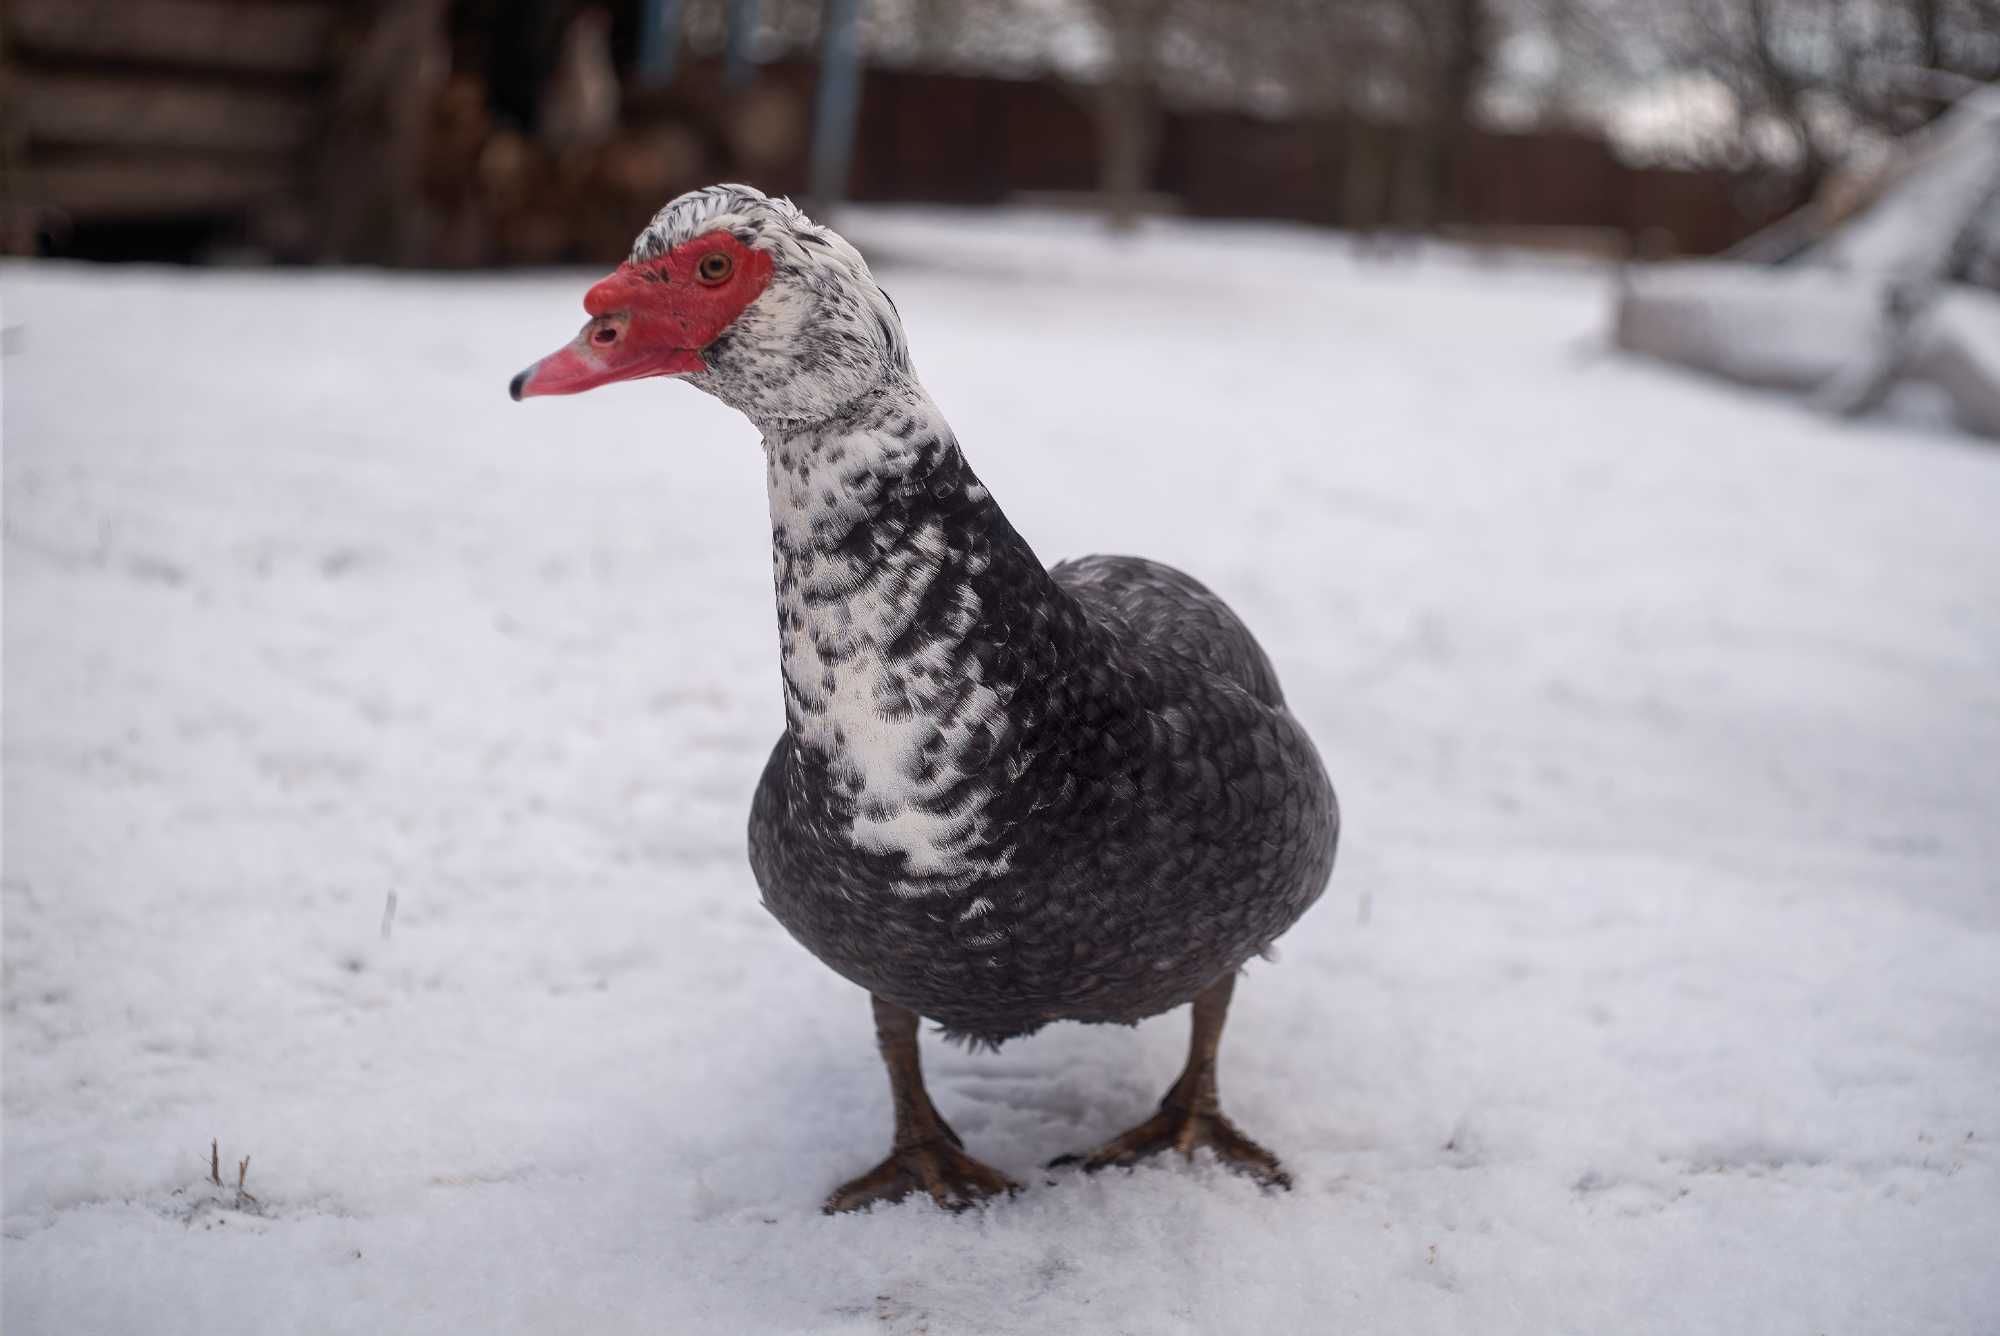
[513,185,1339,1209]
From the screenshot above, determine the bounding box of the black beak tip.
[508,369,529,402]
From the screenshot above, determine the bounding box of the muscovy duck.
[511,185,1339,1211]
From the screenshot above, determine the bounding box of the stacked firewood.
[408,10,805,267]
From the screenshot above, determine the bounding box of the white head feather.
[630,185,911,429]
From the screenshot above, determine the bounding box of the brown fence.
[835,66,1787,254]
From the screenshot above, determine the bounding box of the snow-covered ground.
[5,210,1998,1335]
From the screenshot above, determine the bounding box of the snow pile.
[5,211,2000,1335]
[1617,86,2000,437]
[1820,85,2000,286]
[1613,264,1885,390]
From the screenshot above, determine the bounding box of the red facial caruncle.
[509,231,775,400]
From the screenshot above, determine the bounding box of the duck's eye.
[592,326,619,345]
[696,252,733,285]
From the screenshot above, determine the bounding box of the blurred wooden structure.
[4,1,1791,263]
[4,0,340,248]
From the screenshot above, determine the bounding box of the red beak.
[509,312,704,401]
[509,241,773,402]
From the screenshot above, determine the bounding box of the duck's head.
[510,184,908,427]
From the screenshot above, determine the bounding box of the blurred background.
[6,6,2000,1331]
[4,0,1997,269]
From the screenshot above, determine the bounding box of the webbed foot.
[1048,971,1292,1191]
[1049,1103,1291,1189]
[824,1138,1021,1213]
[824,994,1020,1213]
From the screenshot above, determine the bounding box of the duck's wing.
[1051,553,1285,709]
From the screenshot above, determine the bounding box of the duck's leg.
[823,994,1021,1214]
[1051,971,1291,1189]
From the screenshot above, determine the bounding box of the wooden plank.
[8,0,336,76]
[27,153,296,218]
[20,72,316,153]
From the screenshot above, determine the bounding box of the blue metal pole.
[724,0,762,89]
[638,0,683,87]
[810,0,864,210]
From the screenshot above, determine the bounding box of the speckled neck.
[759,375,1098,888]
